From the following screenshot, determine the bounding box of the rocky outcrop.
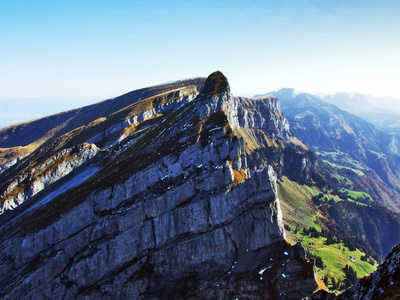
[0,78,206,149]
[0,72,317,299]
[0,85,200,214]
[310,243,400,300]
[230,96,293,140]
[0,143,99,214]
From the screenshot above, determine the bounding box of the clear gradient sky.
[1,0,399,125]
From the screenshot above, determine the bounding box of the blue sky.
[0,0,399,125]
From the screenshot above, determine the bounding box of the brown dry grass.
[231,168,247,186]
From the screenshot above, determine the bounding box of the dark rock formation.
[0,72,317,299]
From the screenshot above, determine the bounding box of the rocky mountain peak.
[0,72,318,299]
[200,70,229,97]
[254,88,295,101]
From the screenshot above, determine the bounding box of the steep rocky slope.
[0,78,206,166]
[0,72,318,299]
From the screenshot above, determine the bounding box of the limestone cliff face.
[0,71,317,299]
[0,84,200,215]
[0,143,99,214]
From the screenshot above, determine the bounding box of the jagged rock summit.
[200,70,229,97]
[0,72,318,299]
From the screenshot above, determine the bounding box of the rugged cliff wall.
[0,72,317,299]
[0,84,200,214]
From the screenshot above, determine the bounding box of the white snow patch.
[259,266,271,275]
[284,251,289,256]
[282,273,286,278]
[209,126,222,132]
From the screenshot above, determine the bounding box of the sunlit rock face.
[0,71,317,299]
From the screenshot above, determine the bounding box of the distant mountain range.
[257,88,400,212]
[255,90,400,133]
[322,93,400,132]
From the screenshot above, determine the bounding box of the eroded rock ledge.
[0,72,317,299]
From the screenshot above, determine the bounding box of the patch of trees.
[301,226,339,245]
[331,277,340,290]
[314,255,325,268]
[301,225,360,252]
[319,200,400,260]
[360,254,368,261]
[343,264,358,288]
[324,264,359,291]
[342,236,357,251]
[331,189,372,205]
[361,254,376,266]
[324,276,341,290]
[312,193,332,205]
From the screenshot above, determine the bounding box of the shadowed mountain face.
[0,72,318,299]
[0,78,207,149]
[263,88,400,212]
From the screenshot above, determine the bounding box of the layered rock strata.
[0,71,317,299]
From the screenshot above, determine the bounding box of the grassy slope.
[292,233,377,291]
[338,188,373,202]
[323,159,365,177]
[278,176,378,293]
[278,176,320,231]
